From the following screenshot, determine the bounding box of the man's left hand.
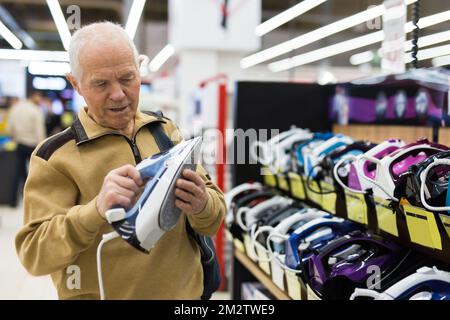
[175,169,209,215]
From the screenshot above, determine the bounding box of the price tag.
[288,172,305,200]
[374,197,398,237]
[403,204,442,250]
[345,191,368,225]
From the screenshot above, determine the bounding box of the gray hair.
[68,21,139,79]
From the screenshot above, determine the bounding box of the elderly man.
[15,22,226,300]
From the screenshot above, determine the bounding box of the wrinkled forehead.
[78,40,137,76]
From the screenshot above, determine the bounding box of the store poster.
[329,76,449,126]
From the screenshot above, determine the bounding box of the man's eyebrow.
[90,78,107,84]
[120,72,135,78]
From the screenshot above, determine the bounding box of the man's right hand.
[96,164,143,219]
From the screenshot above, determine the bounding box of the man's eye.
[96,82,106,87]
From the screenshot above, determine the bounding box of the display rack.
[229,76,450,300]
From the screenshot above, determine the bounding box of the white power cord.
[96,231,119,300]
[250,225,275,262]
[356,155,399,201]
[420,158,450,211]
[266,233,303,274]
[333,155,367,195]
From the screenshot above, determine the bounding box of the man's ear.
[138,54,149,68]
[65,73,81,94]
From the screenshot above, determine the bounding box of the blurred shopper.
[15,22,225,299]
[7,91,46,206]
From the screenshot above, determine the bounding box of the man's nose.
[109,82,126,101]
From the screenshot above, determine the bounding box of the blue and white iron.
[293,132,335,175]
[105,136,203,253]
[260,209,330,262]
[303,134,354,178]
[350,266,450,300]
[284,216,360,270]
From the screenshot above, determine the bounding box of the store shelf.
[233,249,291,300]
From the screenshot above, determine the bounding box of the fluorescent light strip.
[269,10,450,72]
[269,31,383,71]
[405,44,450,63]
[47,0,71,51]
[351,30,450,66]
[125,0,146,40]
[241,0,417,69]
[0,19,22,49]
[255,0,328,37]
[404,30,450,52]
[28,61,70,76]
[350,51,374,65]
[0,49,69,61]
[432,55,450,67]
[149,44,174,72]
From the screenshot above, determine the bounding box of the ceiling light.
[241,0,417,69]
[269,10,450,72]
[405,44,450,63]
[149,44,174,72]
[0,20,22,49]
[0,49,69,61]
[28,61,70,76]
[125,0,146,40]
[350,51,375,65]
[46,0,71,51]
[432,55,450,67]
[255,0,328,37]
[351,30,450,66]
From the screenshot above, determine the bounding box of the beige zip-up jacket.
[15,107,226,299]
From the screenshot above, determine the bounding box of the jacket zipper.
[127,138,142,164]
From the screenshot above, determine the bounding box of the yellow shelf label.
[288,172,305,200]
[233,239,245,253]
[256,245,271,276]
[285,270,302,300]
[277,174,289,191]
[439,214,450,240]
[305,177,323,206]
[262,166,277,187]
[345,191,368,225]
[403,204,442,250]
[320,181,337,214]
[243,234,258,262]
[374,197,398,237]
[307,286,322,300]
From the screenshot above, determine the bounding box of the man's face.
[68,42,141,131]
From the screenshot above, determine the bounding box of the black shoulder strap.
[148,121,174,151]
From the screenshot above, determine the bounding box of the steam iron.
[250,127,311,170]
[264,209,330,259]
[227,190,277,241]
[292,132,335,174]
[333,139,405,194]
[320,141,376,182]
[105,136,202,253]
[357,139,447,201]
[350,266,450,300]
[225,182,263,228]
[303,231,405,299]
[303,134,354,178]
[394,151,450,212]
[284,216,360,270]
